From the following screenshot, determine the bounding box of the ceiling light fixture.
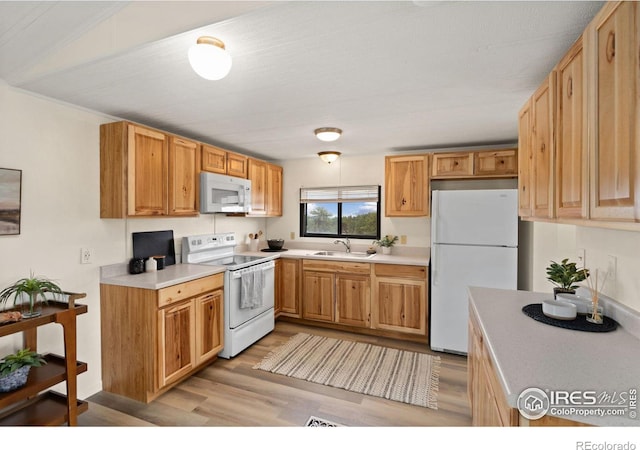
[314,127,342,142]
[188,36,232,81]
[318,151,342,164]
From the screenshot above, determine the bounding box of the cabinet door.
[195,290,223,364]
[335,274,370,328]
[588,1,640,221]
[556,38,588,219]
[302,271,334,322]
[157,300,195,388]
[266,164,283,217]
[531,72,556,219]
[227,152,248,178]
[248,158,267,215]
[474,150,517,177]
[518,100,533,217]
[431,152,474,178]
[278,258,300,317]
[201,144,227,174]
[385,154,430,217]
[127,124,168,216]
[168,136,199,216]
[372,278,426,335]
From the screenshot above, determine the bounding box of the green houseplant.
[546,258,590,298]
[0,272,64,318]
[0,348,46,392]
[373,235,399,255]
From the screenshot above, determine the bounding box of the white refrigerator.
[430,189,518,355]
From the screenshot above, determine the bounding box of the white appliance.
[430,189,518,355]
[200,172,252,214]
[182,232,275,358]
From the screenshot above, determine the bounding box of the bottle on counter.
[145,257,157,272]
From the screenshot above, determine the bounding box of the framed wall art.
[0,168,22,235]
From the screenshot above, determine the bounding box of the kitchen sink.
[312,251,374,259]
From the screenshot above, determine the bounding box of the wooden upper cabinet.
[587,1,640,221]
[168,136,199,216]
[385,154,430,217]
[248,158,267,215]
[518,100,533,217]
[431,152,474,178]
[202,144,248,178]
[556,36,588,219]
[100,121,200,218]
[266,163,283,216]
[227,152,249,178]
[201,144,226,174]
[531,72,556,219]
[474,150,517,177]
[247,158,282,217]
[127,124,168,216]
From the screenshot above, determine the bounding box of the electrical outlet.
[606,255,617,283]
[400,235,407,245]
[290,231,295,240]
[577,248,586,267]
[81,248,93,264]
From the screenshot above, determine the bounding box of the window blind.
[300,185,379,203]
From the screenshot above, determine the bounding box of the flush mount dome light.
[314,127,342,142]
[318,151,342,164]
[188,36,232,80]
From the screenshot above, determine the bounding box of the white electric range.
[182,232,275,358]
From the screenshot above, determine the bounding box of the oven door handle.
[230,260,275,279]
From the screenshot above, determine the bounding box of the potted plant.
[373,235,399,255]
[545,258,589,299]
[0,272,64,318]
[0,348,46,392]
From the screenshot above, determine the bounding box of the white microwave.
[200,172,252,213]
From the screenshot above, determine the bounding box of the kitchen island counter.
[469,286,640,427]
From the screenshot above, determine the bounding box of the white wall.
[0,84,266,399]
[268,155,430,252]
[531,222,640,312]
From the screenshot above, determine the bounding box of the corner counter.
[100,262,226,290]
[468,287,640,427]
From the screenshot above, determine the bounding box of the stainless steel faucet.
[334,238,351,253]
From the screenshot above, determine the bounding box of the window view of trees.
[304,202,378,237]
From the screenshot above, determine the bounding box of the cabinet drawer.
[302,259,370,274]
[474,150,517,176]
[374,263,427,279]
[157,274,223,307]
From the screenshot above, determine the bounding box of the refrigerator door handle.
[432,191,439,243]
[432,245,438,286]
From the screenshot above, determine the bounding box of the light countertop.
[100,263,226,290]
[240,248,430,266]
[468,286,640,427]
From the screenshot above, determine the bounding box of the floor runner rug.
[253,333,440,409]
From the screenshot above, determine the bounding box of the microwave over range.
[200,172,252,213]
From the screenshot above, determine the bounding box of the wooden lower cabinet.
[100,273,224,403]
[371,264,427,335]
[294,259,426,340]
[275,258,301,317]
[468,305,588,427]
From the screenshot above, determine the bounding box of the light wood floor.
[78,321,471,427]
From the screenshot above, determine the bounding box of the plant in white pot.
[545,258,590,299]
[0,272,64,318]
[0,348,46,392]
[373,235,399,255]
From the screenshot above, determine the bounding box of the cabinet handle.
[606,31,615,63]
[540,143,545,154]
[567,77,573,99]
[401,197,407,205]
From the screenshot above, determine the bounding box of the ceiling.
[0,1,604,162]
